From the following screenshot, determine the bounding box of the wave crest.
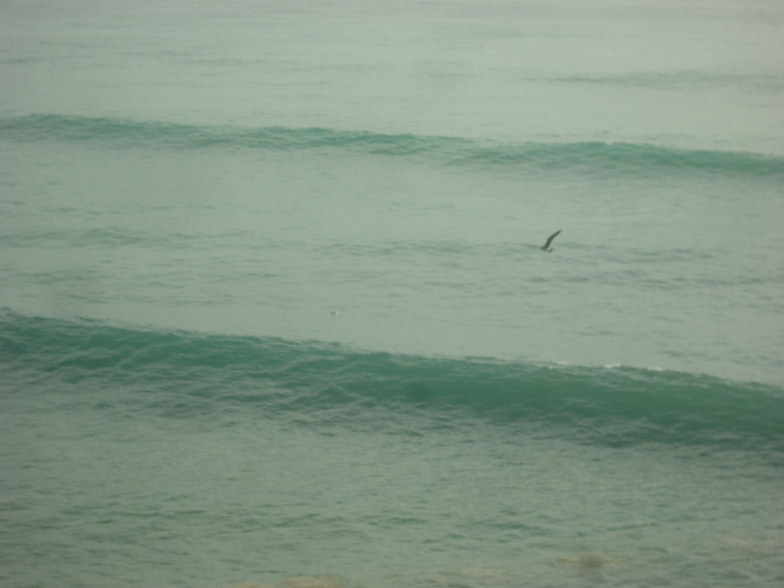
[2,309,783,455]
[2,113,783,178]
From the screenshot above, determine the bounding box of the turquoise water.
[2,1,783,587]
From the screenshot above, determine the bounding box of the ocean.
[1,1,783,587]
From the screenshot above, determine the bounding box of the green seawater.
[2,312,783,587]
[1,1,783,586]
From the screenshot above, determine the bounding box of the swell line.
[2,113,783,178]
[2,309,783,454]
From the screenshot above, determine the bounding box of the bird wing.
[543,229,562,249]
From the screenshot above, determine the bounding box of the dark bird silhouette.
[527,229,562,252]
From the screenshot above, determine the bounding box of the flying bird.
[527,229,562,252]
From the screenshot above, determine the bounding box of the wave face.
[3,113,784,179]
[3,310,782,457]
